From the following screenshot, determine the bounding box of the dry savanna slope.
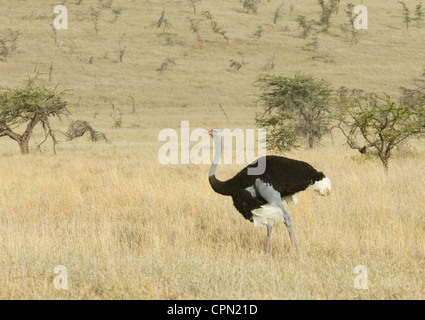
[0,0,424,299]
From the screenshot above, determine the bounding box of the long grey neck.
[208,131,233,196]
[209,132,222,177]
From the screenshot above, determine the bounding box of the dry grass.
[1,140,424,299]
[0,0,424,299]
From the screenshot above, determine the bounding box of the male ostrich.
[208,129,331,253]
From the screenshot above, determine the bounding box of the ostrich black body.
[209,155,325,221]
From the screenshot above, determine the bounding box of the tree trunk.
[19,138,30,154]
[308,136,314,149]
[379,155,389,173]
[383,160,388,173]
[18,115,38,154]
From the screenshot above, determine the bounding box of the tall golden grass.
[1,136,424,299]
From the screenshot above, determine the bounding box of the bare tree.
[90,7,101,35]
[128,95,136,113]
[119,41,126,63]
[188,18,205,50]
[8,29,21,55]
[65,119,109,142]
[157,58,176,74]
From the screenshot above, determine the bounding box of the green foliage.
[99,0,113,9]
[256,114,298,152]
[243,0,259,14]
[415,2,424,25]
[303,37,319,51]
[296,15,314,39]
[317,0,338,33]
[399,1,411,29]
[0,74,68,154]
[255,73,333,151]
[90,7,102,35]
[344,3,356,30]
[253,25,263,39]
[340,3,360,43]
[111,9,122,23]
[0,39,9,62]
[8,29,21,55]
[203,11,229,44]
[350,153,375,164]
[158,32,177,46]
[337,92,425,171]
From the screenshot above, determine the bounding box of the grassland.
[0,0,424,299]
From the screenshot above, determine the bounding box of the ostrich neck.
[208,133,233,196]
[209,133,222,177]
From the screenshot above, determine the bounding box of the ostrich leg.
[255,179,299,253]
[265,224,273,253]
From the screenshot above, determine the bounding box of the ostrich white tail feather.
[252,204,283,227]
[313,177,332,196]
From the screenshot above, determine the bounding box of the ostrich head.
[208,129,219,137]
[207,129,221,146]
[313,176,332,196]
[208,129,222,174]
[208,129,222,150]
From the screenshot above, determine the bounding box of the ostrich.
[208,129,331,253]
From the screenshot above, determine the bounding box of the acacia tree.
[8,29,21,56]
[202,11,229,44]
[337,92,425,171]
[344,3,357,31]
[0,75,68,154]
[188,18,204,50]
[0,39,9,62]
[243,0,259,14]
[89,7,101,35]
[399,1,411,30]
[318,0,338,33]
[296,15,314,39]
[255,73,333,151]
[415,2,424,26]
